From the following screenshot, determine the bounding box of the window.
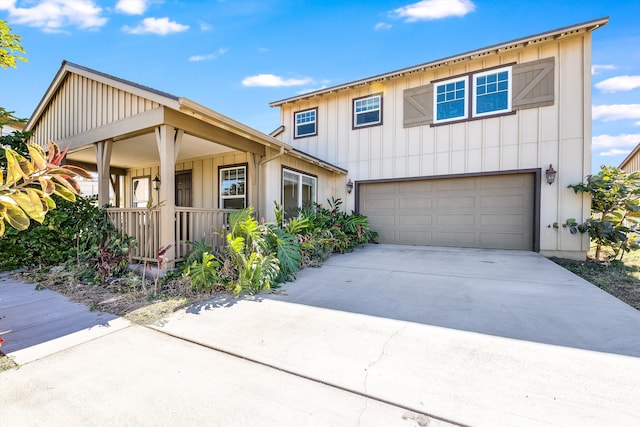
[294,108,317,138]
[282,169,317,219]
[353,94,382,128]
[219,165,246,209]
[433,66,513,124]
[132,177,150,208]
[474,67,511,117]
[434,77,468,123]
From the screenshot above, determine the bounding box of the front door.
[175,171,192,207]
[175,171,192,247]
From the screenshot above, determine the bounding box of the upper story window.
[433,66,513,124]
[474,67,511,117]
[353,94,382,128]
[434,77,468,123]
[219,165,246,209]
[294,108,317,138]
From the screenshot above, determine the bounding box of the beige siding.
[275,32,594,255]
[30,73,161,148]
[122,150,338,222]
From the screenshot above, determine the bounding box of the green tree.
[568,165,640,261]
[1,20,26,69]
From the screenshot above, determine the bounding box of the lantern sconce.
[153,175,161,191]
[346,179,354,194]
[545,164,557,185]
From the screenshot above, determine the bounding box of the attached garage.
[357,171,539,251]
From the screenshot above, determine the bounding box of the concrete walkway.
[2,245,640,426]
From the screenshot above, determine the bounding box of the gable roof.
[25,61,346,174]
[619,142,640,171]
[270,16,609,107]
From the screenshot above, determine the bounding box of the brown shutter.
[403,84,433,128]
[512,57,555,111]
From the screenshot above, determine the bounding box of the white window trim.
[353,94,382,128]
[472,66,512,118]
[433,76,469,124]
[282,168,317,212]
[294,108,317,138]
[219,165,247,209]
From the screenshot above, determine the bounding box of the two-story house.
[270,17,608,259]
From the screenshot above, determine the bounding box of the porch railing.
[107,207,236,263]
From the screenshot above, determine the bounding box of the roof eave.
[179,98,292,151]
[269,16,609,107]
[619,142,640,171]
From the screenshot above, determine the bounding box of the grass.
[550,249,640,310]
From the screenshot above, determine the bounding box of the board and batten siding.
[30,73,161,148]
[123,149,337,220]
[125,152,248,210]
[275,32,593,256]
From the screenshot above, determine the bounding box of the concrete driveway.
[3,245,640,426]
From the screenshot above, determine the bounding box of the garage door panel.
[399,198,433,209]
[399,181,434,193]
[360,173,535,250]
[436,179,476,191]
[363,198,396,209]
[479,233,528,249]
[480,214,525,227]
[437,214,476,226]
[398,231,433,244]
[436,232,477,246]
[399,214,432,225]
[480,195,525,208]
[437,196,476,209]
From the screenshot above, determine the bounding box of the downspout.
[256,146,286,219]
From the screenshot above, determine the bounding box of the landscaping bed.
[550,253,640,310]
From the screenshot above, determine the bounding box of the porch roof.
[25,61,345,174]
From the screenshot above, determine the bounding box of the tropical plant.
[568,165,640,261]
[75,207,137,285]
[0,195,99,270]
[0,141,92,237]
[224,206,279,295]
[183,251,220,292]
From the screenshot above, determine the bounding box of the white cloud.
[592,64,617,75]
[188,48,228,62]
[241,74,313,88]
[374,22,392,30]
[0,0,106,32]
[392,0,475,22]
[600,148,632,157]
[199,21,212,31]
[115,0,149,15]
[592,104,640,122]
[592,134,640,150]
[595,75,640,93]
[124,17,189,35]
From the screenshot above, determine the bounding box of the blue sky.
[1,0,639,173]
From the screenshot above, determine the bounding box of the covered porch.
[25,62,346,268]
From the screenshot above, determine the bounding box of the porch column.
[155,125,182,268]
[95,139,113,207]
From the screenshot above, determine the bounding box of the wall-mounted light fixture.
[153,175,161,191]
[346,179,354,194]
[545,164,557,185]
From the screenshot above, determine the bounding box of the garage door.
[359,173,535,250]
